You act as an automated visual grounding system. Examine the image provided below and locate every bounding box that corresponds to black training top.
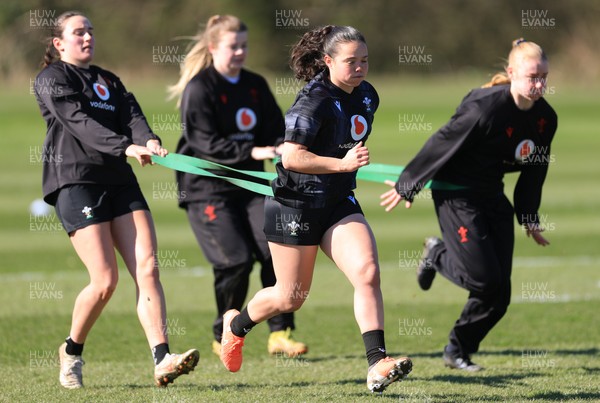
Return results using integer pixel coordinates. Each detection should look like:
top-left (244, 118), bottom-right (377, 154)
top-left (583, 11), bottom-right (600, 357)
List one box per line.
top-left (395, 84), bottom-right (557, 225)
top-left (34, 60), bottom-right (159, 205)
top-left (272, 72), bottom-right (379, 209)
top-left (176, 65), bottom-right (284, 205)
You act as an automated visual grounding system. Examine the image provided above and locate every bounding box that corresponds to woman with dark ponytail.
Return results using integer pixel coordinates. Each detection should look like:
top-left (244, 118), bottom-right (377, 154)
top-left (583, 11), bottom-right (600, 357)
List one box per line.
top-left (219, 25), bottom-right (412, 394)
top-left (381, 39), bottom-right (557, 371)
top-left (169, 14), bottom-right (307, 359)
top-left (34, 11), bottom-right (198, 389)
top-left (41, 11), bottom-right (80, 68)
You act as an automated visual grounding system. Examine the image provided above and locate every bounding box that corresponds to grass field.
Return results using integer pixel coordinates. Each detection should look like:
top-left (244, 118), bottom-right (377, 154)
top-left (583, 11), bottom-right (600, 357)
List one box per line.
top-left (0, 73), bottom-right (599, 402)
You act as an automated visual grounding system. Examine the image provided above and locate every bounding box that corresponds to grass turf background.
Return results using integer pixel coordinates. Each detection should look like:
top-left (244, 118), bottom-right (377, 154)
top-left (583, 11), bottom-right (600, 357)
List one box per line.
top-left (0, 74), bottom-right (598, 402)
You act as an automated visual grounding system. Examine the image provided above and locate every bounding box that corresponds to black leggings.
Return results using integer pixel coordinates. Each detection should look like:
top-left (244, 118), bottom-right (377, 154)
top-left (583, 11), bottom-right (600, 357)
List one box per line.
top-left (429, 191), bottom-right (515, 356)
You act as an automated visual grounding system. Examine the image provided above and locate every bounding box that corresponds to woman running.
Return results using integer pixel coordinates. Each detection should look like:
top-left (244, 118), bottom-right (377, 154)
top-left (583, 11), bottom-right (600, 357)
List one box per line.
top-left (168, 15), bottom-right (307, 358)
top-left (34, 11), bottom-right (199, 389)
top-left (218, 25), bottom-right (412, 394)
top-left (381, 39), bottom-right (557, 371)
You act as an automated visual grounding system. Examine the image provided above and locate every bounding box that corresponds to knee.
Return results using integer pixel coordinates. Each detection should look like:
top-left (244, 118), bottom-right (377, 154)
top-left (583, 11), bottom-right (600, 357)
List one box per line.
top-left (275, 287), bottom-right (308, 313)
top-left (496, 300), bottom-right (509, 316)
top-left (137, 252), bottom-right (160, 280)
top-left (102, 283), bottom-right (117, 301)
top-left (470, 270), bottom-right (503, 296)
top-left (354, 261), bottom-right (380, 289)
top-left (495, 288), bottom-right (511, 314)
top-left (487, 296), bottom-right (510, 323)
top-left (478, 282), bottom-right (499, 296)
top-left (479, 286), bottom-right (511, 318)
top-left (91, 274), bottom-right (118, 301)
top-left (214, 261), bottom-right (254, 288)
top-left (278, 298), bottom-right (305, 313)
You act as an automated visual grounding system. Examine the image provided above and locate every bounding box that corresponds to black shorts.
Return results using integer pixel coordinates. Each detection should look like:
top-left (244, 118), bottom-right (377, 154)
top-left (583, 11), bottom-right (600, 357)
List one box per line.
top-left (54, 184), bottom-right (149, 234)
top-left (264, 193), bottom-right (363, 245)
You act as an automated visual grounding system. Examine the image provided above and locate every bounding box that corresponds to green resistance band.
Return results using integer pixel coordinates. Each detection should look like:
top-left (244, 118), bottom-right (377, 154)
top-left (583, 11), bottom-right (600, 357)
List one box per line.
top-left (151, 153), bottom-right (275, 196)
top-left (150, 153), bottom-right (427, 197)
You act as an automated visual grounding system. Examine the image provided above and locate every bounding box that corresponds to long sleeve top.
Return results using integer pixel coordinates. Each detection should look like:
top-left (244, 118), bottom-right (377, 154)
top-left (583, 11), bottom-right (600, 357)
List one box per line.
top-left (34, 60), bottom-right (159, 205)
top-left (395, 84), bottom-right (557, 225)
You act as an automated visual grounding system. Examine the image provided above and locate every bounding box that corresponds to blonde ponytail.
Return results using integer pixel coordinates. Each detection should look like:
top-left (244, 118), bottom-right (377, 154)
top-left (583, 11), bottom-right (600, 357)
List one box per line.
top-left (167, 35), bottom-right (211, 107)
top-left (167, 15), bottom-right (247, 107)
top-left (482, 38), bottom-right (546, 88)
top-left (482, 73), bottom-right (510, 88)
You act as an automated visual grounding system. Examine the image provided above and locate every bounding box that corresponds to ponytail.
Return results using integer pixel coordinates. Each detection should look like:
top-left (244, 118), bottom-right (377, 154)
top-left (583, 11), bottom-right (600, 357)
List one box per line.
top-left (481, 73), bottom-right (510, 88)
top-left (482, 38), bottom-right (547, 88)
top-left (290, 25), bottom-right (366, 82)
top-left (43, 41), bottom-right (57, 68)
top-left (41, 11), bottom-right (84, 68)
top-left (289, 26), bottom-right (333, 82)
top-left (168, 15), bottom-right (247, 108)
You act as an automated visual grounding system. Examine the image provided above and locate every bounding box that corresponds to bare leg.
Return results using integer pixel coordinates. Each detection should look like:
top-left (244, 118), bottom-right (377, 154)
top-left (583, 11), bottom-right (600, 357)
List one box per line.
top-left (246, 243), bottom-right (318, 322)
top-left (111, 210), bottom-right (167, 348)
top-left (68, 223), bottom-right (119, 343)
top-left (320, 214), bottom-right (384, 332)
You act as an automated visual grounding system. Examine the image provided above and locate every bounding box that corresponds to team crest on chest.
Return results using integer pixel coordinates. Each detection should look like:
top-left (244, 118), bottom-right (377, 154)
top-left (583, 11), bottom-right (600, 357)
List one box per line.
top-left (515, 139), bottom-right (535, 164)
top-left (236, 108), bottom-right (257, 131)
top-left (350, 115), bottom-right (368, 141)
top-left (92, 83), bottom-right (110, 101)
top-left (363, 97), bottom-right (372, 112)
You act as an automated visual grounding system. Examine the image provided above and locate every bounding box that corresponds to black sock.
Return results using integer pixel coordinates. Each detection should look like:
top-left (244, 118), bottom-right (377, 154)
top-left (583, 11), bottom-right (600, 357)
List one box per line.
top-left (65, 336), bottom-right (84, 356)
top-left (362, 330), bottom-right (387, 367)
top-left (230, 308), bottom-right (257, 338)
top-left (152, 343), bottom-right (170, 365)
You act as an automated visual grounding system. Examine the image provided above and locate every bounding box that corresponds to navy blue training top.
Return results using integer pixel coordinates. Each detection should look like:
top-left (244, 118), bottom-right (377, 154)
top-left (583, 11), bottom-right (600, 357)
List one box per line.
top-left (273, 72), bottom-right (379, 209)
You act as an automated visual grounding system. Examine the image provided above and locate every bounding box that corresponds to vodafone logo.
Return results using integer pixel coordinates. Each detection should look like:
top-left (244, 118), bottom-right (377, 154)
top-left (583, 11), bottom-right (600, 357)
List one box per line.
top-left (236, 108), bottom-right (257, 131)
top-left (515, 139), bottom-right (535, 164)
top-left (93, 83), bottom-right (110, 101)
top-left (350, 115), bottom-right (368, 141)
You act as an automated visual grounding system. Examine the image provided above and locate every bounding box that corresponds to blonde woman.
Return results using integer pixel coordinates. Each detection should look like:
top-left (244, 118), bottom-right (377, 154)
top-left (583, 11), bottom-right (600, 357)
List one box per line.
top-left (381, 39), bottom-right (557, 371)
top-left (169, 15), bottom-right (307, 358)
